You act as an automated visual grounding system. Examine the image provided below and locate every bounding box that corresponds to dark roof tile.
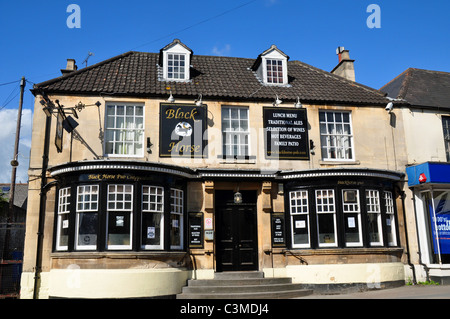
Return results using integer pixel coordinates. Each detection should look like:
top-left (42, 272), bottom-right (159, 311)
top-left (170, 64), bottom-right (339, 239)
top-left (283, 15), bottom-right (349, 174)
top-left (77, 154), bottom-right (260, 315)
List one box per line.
top-left (33, 51), bottom-right (389, 105)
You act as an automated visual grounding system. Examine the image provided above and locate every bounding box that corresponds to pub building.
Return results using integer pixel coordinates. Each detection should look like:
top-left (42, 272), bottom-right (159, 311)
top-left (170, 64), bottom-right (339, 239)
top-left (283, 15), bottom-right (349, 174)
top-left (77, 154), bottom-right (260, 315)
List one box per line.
top-left (21, 40), bottom-right (408, 298)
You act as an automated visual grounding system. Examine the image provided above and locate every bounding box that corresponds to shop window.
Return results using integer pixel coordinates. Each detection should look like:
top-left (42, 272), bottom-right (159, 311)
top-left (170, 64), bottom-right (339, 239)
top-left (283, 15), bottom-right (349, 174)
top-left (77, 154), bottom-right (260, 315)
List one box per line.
top-left (315, 189), bottom-right (337, 247)
top-left (422, 190), bottom-right (450, 264)
top-left (75, 185), bottom-right (99, 250)
top-left (342, 189), bottom-right (362, 247)
top-left (319, 111), bottom-right (353, 161)
top-left (105, 103), bottom-right (144, 157)
top-left (384, 191), bottom-right (397, 246)
top-left (222, 106), bottom-right (250, 157)
top-left (141, 186), bottom-right (164, 250)
top-left (366, 190), bottom-right (383, 246)
top-left (443, 116), bottom-right (450, 162)
top-left (170, 188), bottom-right (184, 250)
top-left (288, 186), bottom-right (398, 250)
top-left (56, 187), bottom-right (71, 251)
top-left (289, 190), bottom-right (310, 248)
top-left (106, 184), bottom-right (133, 250)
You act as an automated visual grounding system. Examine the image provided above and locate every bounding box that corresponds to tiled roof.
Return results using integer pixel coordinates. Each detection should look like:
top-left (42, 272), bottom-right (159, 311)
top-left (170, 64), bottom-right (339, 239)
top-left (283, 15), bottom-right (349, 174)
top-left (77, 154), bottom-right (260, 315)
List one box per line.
top-left (380, 68), bottom-right (450, 109)
top-left (33, 51), bottom-right (390, 105)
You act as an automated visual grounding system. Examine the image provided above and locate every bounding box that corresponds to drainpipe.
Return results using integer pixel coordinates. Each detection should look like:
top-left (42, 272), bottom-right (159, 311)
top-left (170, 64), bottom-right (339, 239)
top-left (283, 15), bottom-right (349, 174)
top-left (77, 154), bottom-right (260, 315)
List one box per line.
top-left (33, 102), bottom-right (52, 299)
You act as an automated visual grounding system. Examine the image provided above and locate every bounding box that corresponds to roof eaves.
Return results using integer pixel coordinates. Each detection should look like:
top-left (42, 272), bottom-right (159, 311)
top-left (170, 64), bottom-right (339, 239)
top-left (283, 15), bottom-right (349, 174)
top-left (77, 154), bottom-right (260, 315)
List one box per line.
top-left (31, 51), bottom-right (136, 95)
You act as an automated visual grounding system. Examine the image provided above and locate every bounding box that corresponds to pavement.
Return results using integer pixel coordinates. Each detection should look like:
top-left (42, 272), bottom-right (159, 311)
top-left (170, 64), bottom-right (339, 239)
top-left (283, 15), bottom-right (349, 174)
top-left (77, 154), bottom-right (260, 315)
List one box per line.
top-left (301, 284), bottom-right (450, 299)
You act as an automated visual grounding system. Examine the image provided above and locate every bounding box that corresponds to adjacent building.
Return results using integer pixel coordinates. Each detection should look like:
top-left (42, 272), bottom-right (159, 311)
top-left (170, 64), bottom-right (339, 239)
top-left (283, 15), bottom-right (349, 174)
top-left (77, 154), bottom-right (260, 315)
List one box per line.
top-left (381, 68), bottom-right (450, 284)
top-left (21, 40), bottom-right (409, 298)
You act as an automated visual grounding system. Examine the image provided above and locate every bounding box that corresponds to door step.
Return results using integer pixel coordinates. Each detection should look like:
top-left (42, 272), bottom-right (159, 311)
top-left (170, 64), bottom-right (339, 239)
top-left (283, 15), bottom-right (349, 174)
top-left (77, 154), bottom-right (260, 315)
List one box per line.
top-left (176, 272), bottom-right (313, 299)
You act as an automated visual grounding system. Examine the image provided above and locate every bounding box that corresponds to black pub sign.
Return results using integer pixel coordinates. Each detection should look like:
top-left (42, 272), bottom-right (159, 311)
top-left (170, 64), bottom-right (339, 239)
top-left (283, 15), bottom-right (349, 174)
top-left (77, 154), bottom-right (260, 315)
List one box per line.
top-left (263, 107), bottom-right (309, 160)
top-left (160, 103), bottom-right (207, 157)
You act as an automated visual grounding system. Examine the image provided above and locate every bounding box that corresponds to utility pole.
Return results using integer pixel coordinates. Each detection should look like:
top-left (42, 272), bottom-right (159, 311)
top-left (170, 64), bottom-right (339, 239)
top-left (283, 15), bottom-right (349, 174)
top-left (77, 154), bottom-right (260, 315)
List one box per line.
top-left (9, 77), bottom-right (26, 213)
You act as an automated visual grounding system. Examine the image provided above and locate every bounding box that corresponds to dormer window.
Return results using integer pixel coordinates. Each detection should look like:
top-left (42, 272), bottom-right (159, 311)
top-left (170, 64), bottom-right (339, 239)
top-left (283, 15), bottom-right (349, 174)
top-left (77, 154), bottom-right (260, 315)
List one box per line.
top-left (266, 59), bottom-right (284, 84)
top-left (159, 39), bottom-right (193, 82)
top-left (252, 45), bottom-right (289, 86)
top-left (167, 53), bottom-right (186, 80)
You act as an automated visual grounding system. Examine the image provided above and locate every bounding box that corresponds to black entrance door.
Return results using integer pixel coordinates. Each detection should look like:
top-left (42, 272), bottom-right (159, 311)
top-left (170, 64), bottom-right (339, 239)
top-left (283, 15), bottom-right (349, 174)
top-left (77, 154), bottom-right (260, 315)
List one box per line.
top-left (216, 191), bottom-right (258, 272)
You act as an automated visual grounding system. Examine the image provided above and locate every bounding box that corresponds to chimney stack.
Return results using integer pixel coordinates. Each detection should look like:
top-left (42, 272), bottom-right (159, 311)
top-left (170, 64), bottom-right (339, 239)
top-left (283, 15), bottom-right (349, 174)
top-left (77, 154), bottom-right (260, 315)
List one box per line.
top-left (61, 59), bottom-right (78, 75)
top-left (331, 47), bottom-right (355, 82)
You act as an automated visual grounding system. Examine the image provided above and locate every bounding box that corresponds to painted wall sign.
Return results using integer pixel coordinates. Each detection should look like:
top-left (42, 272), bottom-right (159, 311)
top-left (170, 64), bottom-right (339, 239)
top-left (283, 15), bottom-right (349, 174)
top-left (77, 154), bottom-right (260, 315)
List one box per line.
top-left (160, 103), bottom-right (207, 158)
top-left (263, 107), bottom-right (309, 160)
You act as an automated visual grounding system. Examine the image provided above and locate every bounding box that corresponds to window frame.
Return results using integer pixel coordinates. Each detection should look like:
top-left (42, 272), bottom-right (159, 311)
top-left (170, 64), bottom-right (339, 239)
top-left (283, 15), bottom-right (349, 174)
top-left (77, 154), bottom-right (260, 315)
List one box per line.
top-left (319, 110), bottom-right (354, 161)
top-left (442, 116), bottom-right (450, 162)
top-left (75, 185), bottom-right (99, 251)
top-left (315, 189), bottom-right (338, 248)
top-left (384, 191), bottom-right (397, 247)
top-left (56, 187), bottom-right (71, 251)
top-left (265, 58), bottom-right (284, 84)
top-left (170, 188), bottom-right (184, 250)
top-left (141, 185), bottom-right (165, 250)
top-left (289, 190), bottom-right (311, 248)
top-left (342, 189), bottom-right (363, 247)
top-left (104, 103), bottom-right (145, 158)
top-left (106, 184), bottom-right (134, 250)
top-left (166, 53), bottom-right (187, 81)
top-left (221, 106), bottom-right (251, 157)
top-left (366, 189), bottom-right (384, 246)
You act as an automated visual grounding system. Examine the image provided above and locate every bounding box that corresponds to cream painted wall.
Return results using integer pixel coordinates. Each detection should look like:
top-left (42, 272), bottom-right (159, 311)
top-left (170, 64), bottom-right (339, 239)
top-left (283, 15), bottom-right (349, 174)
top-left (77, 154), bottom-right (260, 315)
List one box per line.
top-left (28, 95), bottom-right (408, 174)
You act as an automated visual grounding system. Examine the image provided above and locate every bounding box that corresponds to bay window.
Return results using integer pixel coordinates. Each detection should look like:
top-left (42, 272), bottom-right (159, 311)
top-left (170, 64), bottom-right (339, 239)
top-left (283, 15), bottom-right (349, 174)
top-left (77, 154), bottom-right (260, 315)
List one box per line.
top-left (287, 184), bottom-right (399, 250)
top-left (54, 181), bottom-right (185, 252)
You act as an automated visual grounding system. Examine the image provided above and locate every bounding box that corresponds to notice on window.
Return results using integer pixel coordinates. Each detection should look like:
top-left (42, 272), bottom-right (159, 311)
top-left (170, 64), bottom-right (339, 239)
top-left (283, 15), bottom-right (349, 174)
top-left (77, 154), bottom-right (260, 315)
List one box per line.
top-left (160, 103), bottom-right (207, 158)
top-left (263, 107), bottom-right (309, 160)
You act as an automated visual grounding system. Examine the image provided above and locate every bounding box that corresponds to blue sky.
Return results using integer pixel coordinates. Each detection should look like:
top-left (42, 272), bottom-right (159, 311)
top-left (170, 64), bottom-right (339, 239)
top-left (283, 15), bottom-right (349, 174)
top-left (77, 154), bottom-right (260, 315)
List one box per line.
top-left (0, 0), bottom-right (449, 183)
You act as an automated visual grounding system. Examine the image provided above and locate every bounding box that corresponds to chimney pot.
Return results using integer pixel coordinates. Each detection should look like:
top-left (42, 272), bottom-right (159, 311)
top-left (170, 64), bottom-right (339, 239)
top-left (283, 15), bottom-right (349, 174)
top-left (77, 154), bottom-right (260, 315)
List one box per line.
top-left (331, 47), bottom-right (355, 82)
top-left (61, 59), bottom-right (78, 75)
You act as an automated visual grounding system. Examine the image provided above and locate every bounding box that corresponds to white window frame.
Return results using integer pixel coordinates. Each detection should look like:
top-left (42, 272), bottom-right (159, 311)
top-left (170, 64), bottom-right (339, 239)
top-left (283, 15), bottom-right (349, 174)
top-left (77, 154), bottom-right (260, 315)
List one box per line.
top-left (342, 189), bottom-right (363, 247)
top-left (290, 190), bottom-right (310, 248)
top-left (319, 110), bottom-right (354, 161)
top-left (141, 185), bottom-right (164, 250)
top-left (75, 185), bottom-right (99, 251)
top-left (265, 58), bottom-right (285, 84)
top-left (56, 187), bottom-right (71, 251)
top-left (106, 184), bottom-right (133, 250)
top-left (384, 191), bottom-right (397, 246)
top-left (366, 189), bottom-right (383, 246)
top-left (221, 106), bottom-right (250, 157)
top-left (170, 188), bottom-right (184, 250)
top-left (166, 53), bottom-right (187, 80)
top-left (316, 189), bottom-right (337, 247)
top-left (104, 103), bottom-right (144, 157)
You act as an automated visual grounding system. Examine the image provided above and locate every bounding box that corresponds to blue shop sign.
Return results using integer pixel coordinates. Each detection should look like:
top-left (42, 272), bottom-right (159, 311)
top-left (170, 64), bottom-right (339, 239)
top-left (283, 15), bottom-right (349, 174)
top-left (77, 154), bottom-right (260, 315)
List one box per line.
top-left (406, 162), bottom-right (450, 187)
